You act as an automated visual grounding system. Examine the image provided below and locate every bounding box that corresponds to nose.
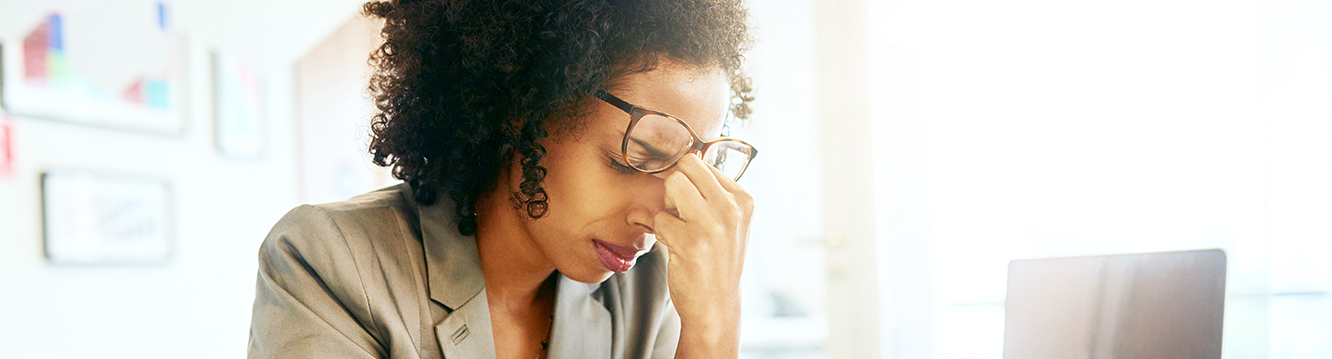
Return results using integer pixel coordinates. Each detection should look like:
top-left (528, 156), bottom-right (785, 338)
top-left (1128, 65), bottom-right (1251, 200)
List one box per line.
top-left (624, 174), bottom-right (668, 233)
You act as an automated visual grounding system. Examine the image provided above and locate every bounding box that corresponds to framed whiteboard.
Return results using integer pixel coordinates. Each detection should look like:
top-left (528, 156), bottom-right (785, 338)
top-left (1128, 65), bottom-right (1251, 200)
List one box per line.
top-left (41, 171), bottom-right (172, 264)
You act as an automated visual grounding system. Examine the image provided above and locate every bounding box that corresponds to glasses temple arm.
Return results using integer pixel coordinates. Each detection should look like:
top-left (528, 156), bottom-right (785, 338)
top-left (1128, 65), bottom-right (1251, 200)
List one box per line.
top-left (595, 90), bottom-right (636, 115)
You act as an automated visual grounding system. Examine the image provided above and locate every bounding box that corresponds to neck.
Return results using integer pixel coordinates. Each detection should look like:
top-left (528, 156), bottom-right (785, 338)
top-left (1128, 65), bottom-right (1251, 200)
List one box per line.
top-left (475, 186), bottom-right (558, 310)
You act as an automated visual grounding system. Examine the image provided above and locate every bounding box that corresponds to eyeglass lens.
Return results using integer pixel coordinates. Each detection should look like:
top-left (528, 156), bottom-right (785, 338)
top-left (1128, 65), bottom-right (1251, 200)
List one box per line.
top-left (702, 141), bottom-right (754, 180)
top-left (625, 113), bottom-right (754, 180)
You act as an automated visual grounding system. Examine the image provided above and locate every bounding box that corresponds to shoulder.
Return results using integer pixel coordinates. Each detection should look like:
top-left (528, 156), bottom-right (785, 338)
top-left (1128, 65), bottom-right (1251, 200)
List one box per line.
top-left (265, 184), bottom-right (417, 250)
top-left (258, 183), bottom-right (420, 289)
top-left (273, 183), bottom-right (417, 236)
top-left (250, 183), bottom-right (427, 358)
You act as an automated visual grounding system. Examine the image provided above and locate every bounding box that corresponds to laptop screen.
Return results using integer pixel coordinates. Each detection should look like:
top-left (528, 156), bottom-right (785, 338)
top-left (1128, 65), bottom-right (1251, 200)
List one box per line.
top-left (1003, 249), bottom-right (1227, 359)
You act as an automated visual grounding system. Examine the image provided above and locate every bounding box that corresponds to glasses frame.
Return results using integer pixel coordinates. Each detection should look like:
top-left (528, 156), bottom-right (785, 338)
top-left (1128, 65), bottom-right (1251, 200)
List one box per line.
top-left (595, 90), bottom-right (758, 181)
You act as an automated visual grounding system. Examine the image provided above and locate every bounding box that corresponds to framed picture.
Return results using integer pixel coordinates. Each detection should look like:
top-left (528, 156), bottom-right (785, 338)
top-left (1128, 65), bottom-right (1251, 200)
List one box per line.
top-left (0, 1), bottom-right (184, 133)
top-left (1, 114), bottom-right (12, 178)
top-left (41, 171), bottom-right (172, 264)
top-left (212, 51), bottom-right (264, 158)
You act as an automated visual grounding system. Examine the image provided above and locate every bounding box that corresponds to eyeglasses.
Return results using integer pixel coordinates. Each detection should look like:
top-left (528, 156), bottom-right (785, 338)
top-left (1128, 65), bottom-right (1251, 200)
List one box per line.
top-left (595, 90), bottom-right (757, 181)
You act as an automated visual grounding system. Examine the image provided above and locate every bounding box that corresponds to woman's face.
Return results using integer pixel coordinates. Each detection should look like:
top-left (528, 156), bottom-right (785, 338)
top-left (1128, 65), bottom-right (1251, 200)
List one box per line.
top-left (522, 60), bottom-right (729, 284)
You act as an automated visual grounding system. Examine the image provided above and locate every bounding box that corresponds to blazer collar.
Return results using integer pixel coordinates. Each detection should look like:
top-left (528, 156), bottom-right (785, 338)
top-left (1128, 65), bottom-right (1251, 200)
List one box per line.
top-left (419, 197), bottom-right (485, 310)
top-left (417, 190), bottom-right (613, 359)
top-left (549, 276), bottom-right (613, 359)
top-left (418, 196), bottom-right (494, 359)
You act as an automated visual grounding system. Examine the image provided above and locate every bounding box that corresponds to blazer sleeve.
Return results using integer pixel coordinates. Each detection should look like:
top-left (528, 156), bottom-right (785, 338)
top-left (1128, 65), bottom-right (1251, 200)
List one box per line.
top-left (248, 205), bottom-right (384, 359)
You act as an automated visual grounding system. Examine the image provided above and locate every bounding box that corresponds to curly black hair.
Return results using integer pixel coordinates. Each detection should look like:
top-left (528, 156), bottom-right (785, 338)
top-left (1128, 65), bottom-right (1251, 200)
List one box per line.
top-left (362, 0), bottom-right (754, 236)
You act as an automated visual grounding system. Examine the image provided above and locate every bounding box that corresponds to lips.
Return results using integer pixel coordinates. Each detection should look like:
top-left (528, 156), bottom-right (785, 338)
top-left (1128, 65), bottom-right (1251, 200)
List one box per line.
top-left (593, 239), bottom-right (644, 273)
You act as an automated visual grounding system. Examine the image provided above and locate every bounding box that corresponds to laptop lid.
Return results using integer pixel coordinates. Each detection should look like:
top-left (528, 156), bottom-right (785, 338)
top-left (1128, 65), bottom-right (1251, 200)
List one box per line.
top-left (1003, 249), bottom-right (1227, 359)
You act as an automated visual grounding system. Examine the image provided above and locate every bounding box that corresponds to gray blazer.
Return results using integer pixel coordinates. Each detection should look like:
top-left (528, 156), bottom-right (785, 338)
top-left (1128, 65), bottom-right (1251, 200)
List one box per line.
top-left (248, 184), bottom-right (680, 359)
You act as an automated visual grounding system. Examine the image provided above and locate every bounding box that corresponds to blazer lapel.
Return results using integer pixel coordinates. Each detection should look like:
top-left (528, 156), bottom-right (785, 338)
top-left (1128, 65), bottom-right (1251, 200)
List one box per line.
top-left (435, 289), bottom-right (496, 359)
top-left (548, 275), bottom-right (612, 359)
top-left (419, 199), bottom-right (494, 359)
top-left (418, 197), bottom-right (612, 359)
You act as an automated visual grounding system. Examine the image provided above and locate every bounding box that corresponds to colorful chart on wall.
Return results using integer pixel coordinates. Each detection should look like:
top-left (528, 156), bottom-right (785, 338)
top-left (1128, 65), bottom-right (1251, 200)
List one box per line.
top-left (0, 1), bottom-right (183, 133)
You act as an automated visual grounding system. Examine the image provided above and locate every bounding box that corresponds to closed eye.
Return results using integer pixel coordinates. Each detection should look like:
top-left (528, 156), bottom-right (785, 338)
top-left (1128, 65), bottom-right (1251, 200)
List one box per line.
top-left (608, 155), bottom-right (636, 174)
top-left (630, 137), bottom-right (675, 160)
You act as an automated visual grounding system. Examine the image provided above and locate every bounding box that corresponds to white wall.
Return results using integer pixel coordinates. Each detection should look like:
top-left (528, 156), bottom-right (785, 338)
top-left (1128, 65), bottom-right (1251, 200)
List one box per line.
top-left (0, 1), bottom-right (364, 357)
top-left (295, 15), bottom-right (395, 205)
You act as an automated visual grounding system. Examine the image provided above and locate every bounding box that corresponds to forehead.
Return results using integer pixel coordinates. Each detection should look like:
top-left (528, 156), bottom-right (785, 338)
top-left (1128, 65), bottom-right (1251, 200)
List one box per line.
top-left (603, 61), bottom-right (729, 137)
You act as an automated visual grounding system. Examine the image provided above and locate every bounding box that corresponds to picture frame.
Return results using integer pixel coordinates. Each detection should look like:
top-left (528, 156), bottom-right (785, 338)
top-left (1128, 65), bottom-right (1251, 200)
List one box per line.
top-left (1, 113), bottom-right (12, 177)
top-left (212, 51), bottom-right (265, 158)
top-left (0, 1), bottom-right (185, 133)
top-left (41, 171), bottom-right (172, 264)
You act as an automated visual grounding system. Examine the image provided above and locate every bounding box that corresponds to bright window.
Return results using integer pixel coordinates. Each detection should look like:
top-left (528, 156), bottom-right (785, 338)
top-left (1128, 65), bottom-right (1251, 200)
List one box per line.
top-left (869, 0), bottom-right (1332, 357)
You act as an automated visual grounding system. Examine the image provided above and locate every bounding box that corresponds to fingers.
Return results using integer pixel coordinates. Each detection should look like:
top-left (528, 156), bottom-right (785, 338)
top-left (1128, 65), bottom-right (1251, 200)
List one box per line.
top-left (674, 154), bottom-right (726, 200)
top-left (665, 171), bottom-right (708, 222)
top-left (662, 154), bottom-right (752, 223)
top-left (701, 153), bottom-right (755, 217)
top-left (702, 157), bottom-right (746, 194)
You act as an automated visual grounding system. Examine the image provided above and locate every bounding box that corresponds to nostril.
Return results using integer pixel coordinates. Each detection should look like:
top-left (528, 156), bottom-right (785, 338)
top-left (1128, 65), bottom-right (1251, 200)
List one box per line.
top-left (638, 223), bottom-right (655, 234)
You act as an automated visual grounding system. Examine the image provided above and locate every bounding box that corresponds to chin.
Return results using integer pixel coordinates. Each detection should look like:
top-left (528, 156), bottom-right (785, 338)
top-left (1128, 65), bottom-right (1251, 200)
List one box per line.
top-left (561, 266), bottom-right (616, 284)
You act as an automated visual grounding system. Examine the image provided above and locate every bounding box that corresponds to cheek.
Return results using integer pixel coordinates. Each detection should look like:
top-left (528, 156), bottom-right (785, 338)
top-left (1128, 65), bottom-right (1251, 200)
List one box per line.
top-left (546, 163), bottom-right (627, 219)
top-left (534, 136), bottom-right (663, 236)
top-left (531, 144), bottom-right (622, 224)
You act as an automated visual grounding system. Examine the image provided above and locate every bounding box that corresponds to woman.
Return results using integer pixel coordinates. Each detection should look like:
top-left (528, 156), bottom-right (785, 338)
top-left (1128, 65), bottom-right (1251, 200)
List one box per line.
top-left (248, 0), bottom-right (756, 358)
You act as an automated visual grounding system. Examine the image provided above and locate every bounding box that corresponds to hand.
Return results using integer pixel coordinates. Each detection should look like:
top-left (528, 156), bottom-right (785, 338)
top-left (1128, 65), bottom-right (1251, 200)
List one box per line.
top-left (652, 154), bottom-right (754, 357)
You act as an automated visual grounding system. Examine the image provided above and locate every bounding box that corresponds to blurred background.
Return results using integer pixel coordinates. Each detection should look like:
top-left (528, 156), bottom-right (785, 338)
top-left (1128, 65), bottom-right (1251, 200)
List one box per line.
top-left (0, 0), bottom-right (1329, 358)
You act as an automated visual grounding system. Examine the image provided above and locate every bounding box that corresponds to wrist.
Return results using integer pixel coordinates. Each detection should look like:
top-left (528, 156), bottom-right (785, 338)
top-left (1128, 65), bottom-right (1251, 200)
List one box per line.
top-left (675, 302), bottom-right (741, 358)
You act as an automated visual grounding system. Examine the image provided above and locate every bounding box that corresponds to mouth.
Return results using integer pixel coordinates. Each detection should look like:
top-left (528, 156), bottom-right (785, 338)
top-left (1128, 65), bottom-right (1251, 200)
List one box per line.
top-left (592, 239), bottom-right (645, 273)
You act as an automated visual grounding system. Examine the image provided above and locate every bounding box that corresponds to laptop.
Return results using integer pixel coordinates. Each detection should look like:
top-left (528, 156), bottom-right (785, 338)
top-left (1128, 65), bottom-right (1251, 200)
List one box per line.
top-left (1003, 249), bottom-right (1227, 359)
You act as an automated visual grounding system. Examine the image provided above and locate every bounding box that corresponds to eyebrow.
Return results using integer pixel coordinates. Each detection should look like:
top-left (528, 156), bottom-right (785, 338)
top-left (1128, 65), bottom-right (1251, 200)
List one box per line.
top-left (629, 137), bottom-right (675, 159)
top-left (600, 91), bottom-right (687, 160)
